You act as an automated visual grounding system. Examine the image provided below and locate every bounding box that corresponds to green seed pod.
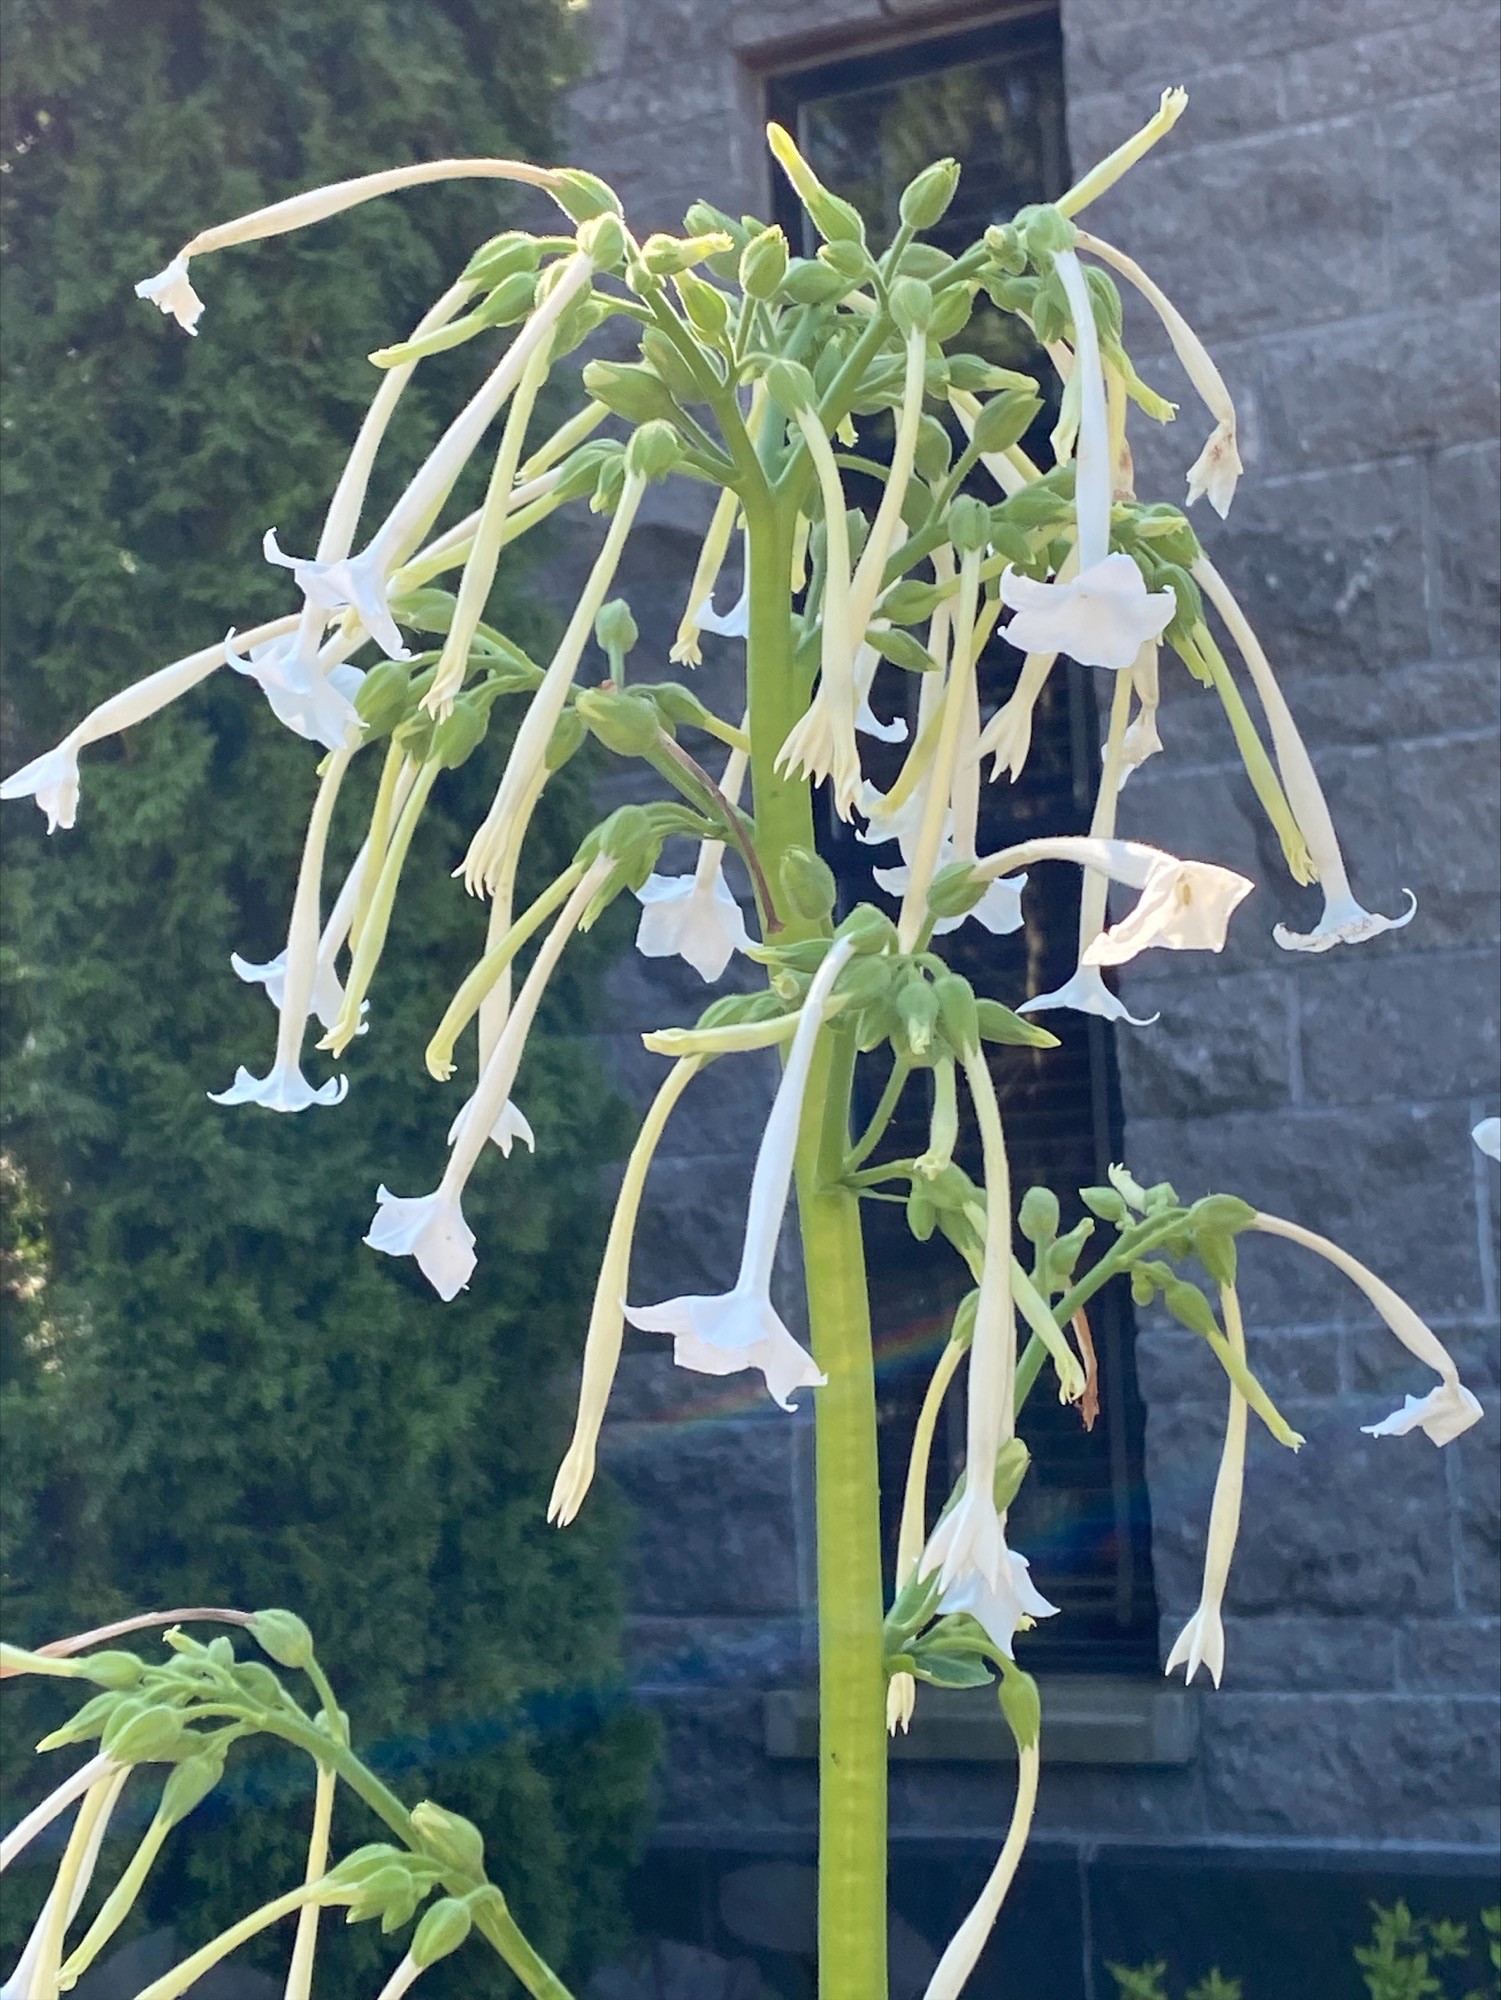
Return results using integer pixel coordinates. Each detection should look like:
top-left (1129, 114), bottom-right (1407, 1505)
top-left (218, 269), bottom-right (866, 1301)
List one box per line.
top-left (581, 360), bottom-right (683, 428)
top-left (248, 1609), bottom-right (314, 1671)
top-left (625, 419), bottom-right (684, 483)
top-left (474, 269), bottom-right (540, 328)
top-left (411, 1801), bottom-right (486, 1879)
top-left (575, 687), bottom-right (662, 758)
top-left (1018, 1185), bottom-right (1061, 1248)
top-left (971, 389), bottom-right (1044, 456)
top-left (779, 846), bottom-right (838, 923)
top-left (550, 168), bottom-right (623, 223)
top-left (79, 1650), bottom-right (146, 1690)
top-left (889, 277), bottom-right (934, 338)
top-left (412, 1898), bottom-right (474, 1969)
top-left (899, 157), bottom-right (961, 230)
top-left (739, 225), bottom-right (789, 300)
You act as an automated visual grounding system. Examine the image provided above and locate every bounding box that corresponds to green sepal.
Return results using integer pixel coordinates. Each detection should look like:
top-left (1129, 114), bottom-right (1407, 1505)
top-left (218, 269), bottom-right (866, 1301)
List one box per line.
top-left (1018, 1186), bottom-right (1061, 1249)
top-left (410, 1800), bottom-right (486, 1879)
top-left (545, 707), bottom-right (587, 772)
top-left (412, 1897), bottom-right (474, 1968)
top-left (868, 628), bottom-right (940, 674)
top-left (248, 1609), bottom-right (315, 1671)
top-left (975, 999), bottom-right (1059, 1049)
top-left (548, 168), bottom-right (623, 223)
top-left (1081, 1184), bottom-right (1132, 1225)
top-left (461, 230), bottom-right (541, 290)
top-left (78, 1649), bottom-right (147, 1690)
top-left (998, 1659), bottom-right (1042, 1750)
top-left (779, 846), bottom-right (838, 923)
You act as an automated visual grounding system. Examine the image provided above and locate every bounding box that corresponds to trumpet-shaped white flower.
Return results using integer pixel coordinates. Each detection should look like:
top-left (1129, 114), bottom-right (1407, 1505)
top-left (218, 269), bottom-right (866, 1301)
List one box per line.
top-left (625, 941), bottom-right (856, 1407)
top-left (1083, 855), bottom-right (1254, 966)
top-left (230, 949), bottom-right (361, 1038)
top-left (446, 1094), bottom-right (535, 1156)
top-left (1187, 423), bottom-right (1243, 518)
top-left (1272, 888), bottom-right (1418, 955)
top-left (938, 1545), bottom-right (1058, 1660)
top-left (999, 553), bottom-right (1175, 673)
top-left (1018, 963), bottom-right (1159, 1026)
top-left (1166, 1285), bottom-right (1250, 1688)
top-left (263, 532), bottom-right (410, 664)
top-left (210, 1064), bottom-right (348, 1114)
top-left (1474, 1118), bottom-right (1501, 1162)
top-left (854, 636), bottom-right (908, 744)
top-left (1362, 1381), bottom-right (1484, 1448)
top-left (873, 846), bottom-right (1027, 938)
top-left (0, 744), bottom-right (79, 833)
top-left (696, 577), bottom-right (749, 639)
top-left (225, 627), bottom-right (367, 752)
top-left (634, 869), bottom-right (751, 982)
top-left (364, 1186), bottom-right (478, 1302)
top-left (135, 256), bottom-right (205, 334)
top-left (857, 781), bottom-right (945, 863)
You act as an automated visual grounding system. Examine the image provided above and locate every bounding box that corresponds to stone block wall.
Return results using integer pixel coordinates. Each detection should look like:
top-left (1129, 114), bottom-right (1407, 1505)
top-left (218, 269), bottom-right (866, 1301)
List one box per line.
top-left (552, 0), bottom-right (1501, 1858)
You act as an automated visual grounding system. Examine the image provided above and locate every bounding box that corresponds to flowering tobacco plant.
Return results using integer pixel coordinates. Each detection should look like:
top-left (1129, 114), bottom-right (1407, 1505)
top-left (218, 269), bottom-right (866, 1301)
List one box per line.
top-left (2, 89), bottom-right (1485, 2000)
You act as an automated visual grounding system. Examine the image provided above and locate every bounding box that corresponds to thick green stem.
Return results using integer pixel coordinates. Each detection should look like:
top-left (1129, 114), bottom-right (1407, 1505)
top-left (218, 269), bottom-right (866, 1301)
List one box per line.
top-left (745, 496), bottom-right (887, 1997)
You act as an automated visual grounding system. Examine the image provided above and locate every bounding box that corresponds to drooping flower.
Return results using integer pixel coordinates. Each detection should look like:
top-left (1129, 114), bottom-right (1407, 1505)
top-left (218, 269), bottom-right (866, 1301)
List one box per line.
top-left (1272, 888), bottom-right (1418, 956)
top-left (1083, 854), bottom-right (1254, 965)
top-left (1474, 1118), bottom-right (1501, 1162)
top-left (624, 941), bottom-right (857, 1406)
top-left (262, 534), bottom-right (411, 665)
top-left (134, 257), bottom-right (205, 334)
top-left (210, 1065), bottom-right (348, 1115)
top-left (776, 395), bottom-right (863, 818)
top-left (998, 553), bottom-right (1175, 673)
top-left (854, 638), bottom-right (908, 744)
top-left (1361, 1381), bottom-right (1484, 1448)
top-left (938, 1546), bottom-right (1058, 1661)
top-left (364, 1187), bottom-right (478, 1302)
top-left (0, 745), bottom-right (79, 834)
top-left (446, 1094), bottom-right (535, 1157)
top-left (230, 948), bottom-right (359, 1039)
top-left (224, 628), bottom-right (367, 753)
top-left (1166, 1284), bottom-right (1249, 1688)
top-left (1017, 963), bottom-right (1159, 1027)
top-left (634, 868), bottom-right (751, 982)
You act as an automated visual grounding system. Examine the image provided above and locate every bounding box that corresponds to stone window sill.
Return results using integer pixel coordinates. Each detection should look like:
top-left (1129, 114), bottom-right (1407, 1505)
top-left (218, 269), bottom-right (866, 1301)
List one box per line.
top-left (764, 1677), bottom-right (1198, 1766)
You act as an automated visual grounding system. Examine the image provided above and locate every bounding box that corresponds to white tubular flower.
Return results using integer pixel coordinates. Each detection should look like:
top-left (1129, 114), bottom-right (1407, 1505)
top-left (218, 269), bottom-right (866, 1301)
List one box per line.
top-left (225, 625), bottom-right (366, 752)
top-left (919, 1050), bottom-right (1019, 1595)
top-left (1018, 962), bottom-right (1159, 1027)
top-left (366, 859), bottom-right (612, 1298)
top-left (777, 401), bottom-right (862, 818)
top-left (635, 743), bottom-right (752, 981)
top-left (1, 613), bottom-right (298, 833)
top-left (1193, 557), bottom-right (1417, 952)
top-left (283, 1764), bottom-right (337, 2000)
top-left (671, 485), bottom-right (741, 665)
top-left (1117, 640), bottom-right (1163, 790)
top-left (857, 781), bottom-right (946, 865)
top-left (1251, 1211), bottom-right (1483, 1447)
top-left (1083, 854), bottom-right (1254, 966)
top-left (212, 747), bottom-right (354, 1113)
top-left (938, 1551), bottom-right (1058, 1661)
top-left (1474, 1118), bottom-right (1501, 1162)
top-left (134, 156), bottom-right (561, 335)
top-left (10, 1765), bottom-right (126, 2000)
top-left (886, 1673), bottom-right (916, 1735)
top-left (0, 1751), bottom-right (116, 1873)
top-left (999, 553), bottom-right (1174, 673)
top-left (550, 1057), bottom-right (702, 1527)
top-left (874, 844), bottom-right (1026, 938)
top-left (624, 941), bottom-right (857, 1407)
top-left (1076, 229), bottom-right (1243, 517)
top-left (231, 948), bottom-right (356, 1039)
top-left (921, 1742), bottom-right (1040, 2000)
top-left (448, 1095), bottom-right (535, 1158)
top-left (1166, 1283), bottom-right (1250, 1688)
top-left (262, 534), bottom-right (410, 665)
top-left (854, 634), bottom-right (908, 743)
top-left (373, 1956), bottom-right (424, 2000)
top-left (135, 257), bottom-right (204, 334)
top-left (977, 649), bottom-right (1057, 782)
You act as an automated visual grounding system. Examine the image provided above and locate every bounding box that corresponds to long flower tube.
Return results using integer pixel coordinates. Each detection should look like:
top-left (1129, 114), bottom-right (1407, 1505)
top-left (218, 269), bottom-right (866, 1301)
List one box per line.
top-left (897, 548), bottom-right (983, 951)
top-left (135, 157), bottom-right (563, 335)
top-left (212, 746), bottom-right (355, 1112)
top-left (634, 741), bottom-right (752, 982)
top-left (283, 1765), bottom-right (337, 2000)
top-left (776, 403), bottom-right (862, 816)
top-left (846, 328), bottom-right (930, 642)
top-left (365, 858), bottom-right (613, 1300)
top-left (322, 758), bottom-right (444, 1057)
top-left (134, 1882), bottom-right (330, 2000)
top-left (1076, 230), bottom-right (1241, 515)
top-left (426, 859), bottom-right (583, 1082)
top-left (461, 469), bottom-right (646, 896)
top-left (1165, 1281), bottom-right (1250, 1687)
top-left (0, 1753), bottom-right (115, 1874)
top-left (921, 1741), bottom-right (1041, 2000)
top-left (374, 1958), bottom-right (425, 2000)
top-left (1250, 1213), bottom-right (1482, 1444)
top-left (422, 334), bottom-right (554, 718)
top-left (3, 1767), bottom-right (126, 2000)
top-left (919, 1048), bottom-right (1018, 1593)
top-left (1055, 86), bottom-right (1188, 219)
top-left (1, 614), bottom-right (297, 832)
top-left (624, 940), bottom-right (858, 1406)
top-left (889, 1329), bottom-right (969, 1734)
top-left (549, 1056), bottom-right (704, 1526)
top-left (1193, 555), bottom-right (1417, 950)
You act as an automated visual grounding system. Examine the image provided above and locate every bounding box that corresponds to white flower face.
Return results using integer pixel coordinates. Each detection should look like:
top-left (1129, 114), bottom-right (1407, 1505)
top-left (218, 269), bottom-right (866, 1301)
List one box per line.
top-left (225, 631), bottom-right (366, 752)
top-left (1361, 1381), bottom-right (1484, 1448)
top-left (1164, 1603), bottom-right (1225, 1688)
top-left (695, 581), bottom-right (749, 639)
top-left (634, 870), bottom-right (750, 983)
top-left (1273, 889), bottom-right (1417, 955)
top-left (447, 1094), bottom-right (536, 1157)
top-left (209, 1062), bottom-right (348, 1114)
top-left (1017, 963), bottom-right (1159, 1027)
top-left (999, 553), bottom-right (1175, 674)
top-left (230, 949), bottom-right (358, 1037)
top-left (623, 1286), bottom-right (824, 1410)
top-left (1083, 857), bottom-right (1254, 966)
top-left (1186, 421), bottom-right (1243, 519)
top-left (873, 846), bottom-right (1026, 937)
top-left (919, 1485), bottom-right (1006, 1595)
top-left (937, 1546), bottom-right (1058, 1661)
top-left (364, 1187), bottom-right (476, 1302)
top-left (134, 257), bottom-right (205, 335)
top-left (0, 744), bottom-right (80, 834)
top-left (1474, 1118), bottom-right (1501, 1162)
top-left (262, 533), bottom-right (411, 664)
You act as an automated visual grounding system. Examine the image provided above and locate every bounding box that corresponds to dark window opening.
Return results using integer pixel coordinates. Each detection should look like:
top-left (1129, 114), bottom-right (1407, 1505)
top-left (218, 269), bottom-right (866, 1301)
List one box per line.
top-left (768, 19), bottom-right (1158, 1672)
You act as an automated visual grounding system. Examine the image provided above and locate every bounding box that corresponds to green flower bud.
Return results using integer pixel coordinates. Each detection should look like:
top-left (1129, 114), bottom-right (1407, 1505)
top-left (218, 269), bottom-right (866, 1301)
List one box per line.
top-left (998, 1662), bottom-right (1042, 1750)
top-left (549, 169), bottom-right (623, 223)
top-left (682, 199), bottom-right (742, 243)
top-left (1188, 1193), bottom-right (1258, 1235)
top-left (461, 231), bottom-right (541, 290)
top-left (949, 355), bottom-right (1035, 395)
top-left (581, 360), bottom-right (683, 428)
top-left (695, 990), bottom-right (787, 1031)
top-left (639, 328), bottom-right (704, 403)
top-left (231, 1659), bottom-right (288, 1707)
top-left (103, 1704), bottom-right (189, 1766)
top-left (914, 414), bottom-right (952, 484)
top-left (1081, 1184), bottom-right (1131, 1225)
top-left (430, 699), bottom-right (489, 772)
top-left (354, 660), bottom-right (414, 739)
top-left (470, 269), bottom-right (539, 329)
top-left (546, 707), bottom-right (587, 772)
top-left (993, 1437), bottom-right (1031, 1510)
top-left (995, 482), bottom-right (1075, 533)
top-left (553, 440), bottom-right (623, 504)
top-left (1015, 201), bottom-right (1077, 266)
top-left (412, 1897), bottom-right (474, 1969)
top-left (971, 389), bottom-right (1044, 456)
top-left (933, 972), bottom-right (979, 1059)
top-left (889, 276), bottom-right (934, 337)
top-left (895, 975), bottom-right (940, 1058)
top-left (79, 1650), bottom-right (146, 1690)
top-left (975, 998), bottom-right (1059, 1049)
top-left (900, 157), bottom-right (961, 230)
top-left (766, 122), bottom-right (865, 244)
top-left (817, 237), bottom-right (875, 282)
top-left (410, 1801), bottom-right (486, 1879)
top-left (1017, 1186), bottom-right (1060, 1248)
top-left (833, 954), bottom-right (894, 1007)
top-left (158, 1748), bottom-right (226, 1829)
top-left (948, 494), bottom-right (992, 555)
top-left (1161, 1276), bottom-right (1222, 1341)
top-left (36, 1689), bottom-right (122, 1750)
top-left (983, 223), bottom-right (1027, 273)
top-left (1047, 1218), bottom-right (1095, 1288)
top-left (878, 578), bottom-right (947, 625)
top-left (638, 230), bottom-right (733, 277)
top-left (594, 598), bottom-right (639, 664)
top-left (575, 687), bottom-right (661, 758)
top-left (777, 258), bottom-right (850, 307)
top-left (835, 904), bottom-right (899, 955)
top-left (625, 419), bottom-right (684, 483)
top-left (765, 359), bottom-right (818, 415)
top-left (867, 629), bottom-right (939, 674)
top-left (926, 862), bottom-right (987, 921)
top-left (778, 846), bottom-right (838, 923)
top-left (926, 282), bottom-right (975, 344)
top-left (739, 225), bottom-right (789, 299)
top-left (674, 269), bottom-right (731, 339)
top-left (1195, 1227), bottom-right (1238, 1289)
top-left (907, 1182), bottom-right (937, 1242)
top-left (897, 242), bottom-right (955, 282)
top-left (551, 295), bottom-right (609, 360)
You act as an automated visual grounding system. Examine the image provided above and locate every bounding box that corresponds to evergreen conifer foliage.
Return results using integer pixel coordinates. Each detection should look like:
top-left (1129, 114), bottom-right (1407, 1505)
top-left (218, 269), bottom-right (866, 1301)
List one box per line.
top-left (0, 3), bottom-right (653, 1989)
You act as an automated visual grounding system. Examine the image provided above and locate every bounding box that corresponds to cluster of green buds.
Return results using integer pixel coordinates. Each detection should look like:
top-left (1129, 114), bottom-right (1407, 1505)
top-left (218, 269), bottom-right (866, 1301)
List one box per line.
top-left (1, 83), bottom-right (1480, 2000)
